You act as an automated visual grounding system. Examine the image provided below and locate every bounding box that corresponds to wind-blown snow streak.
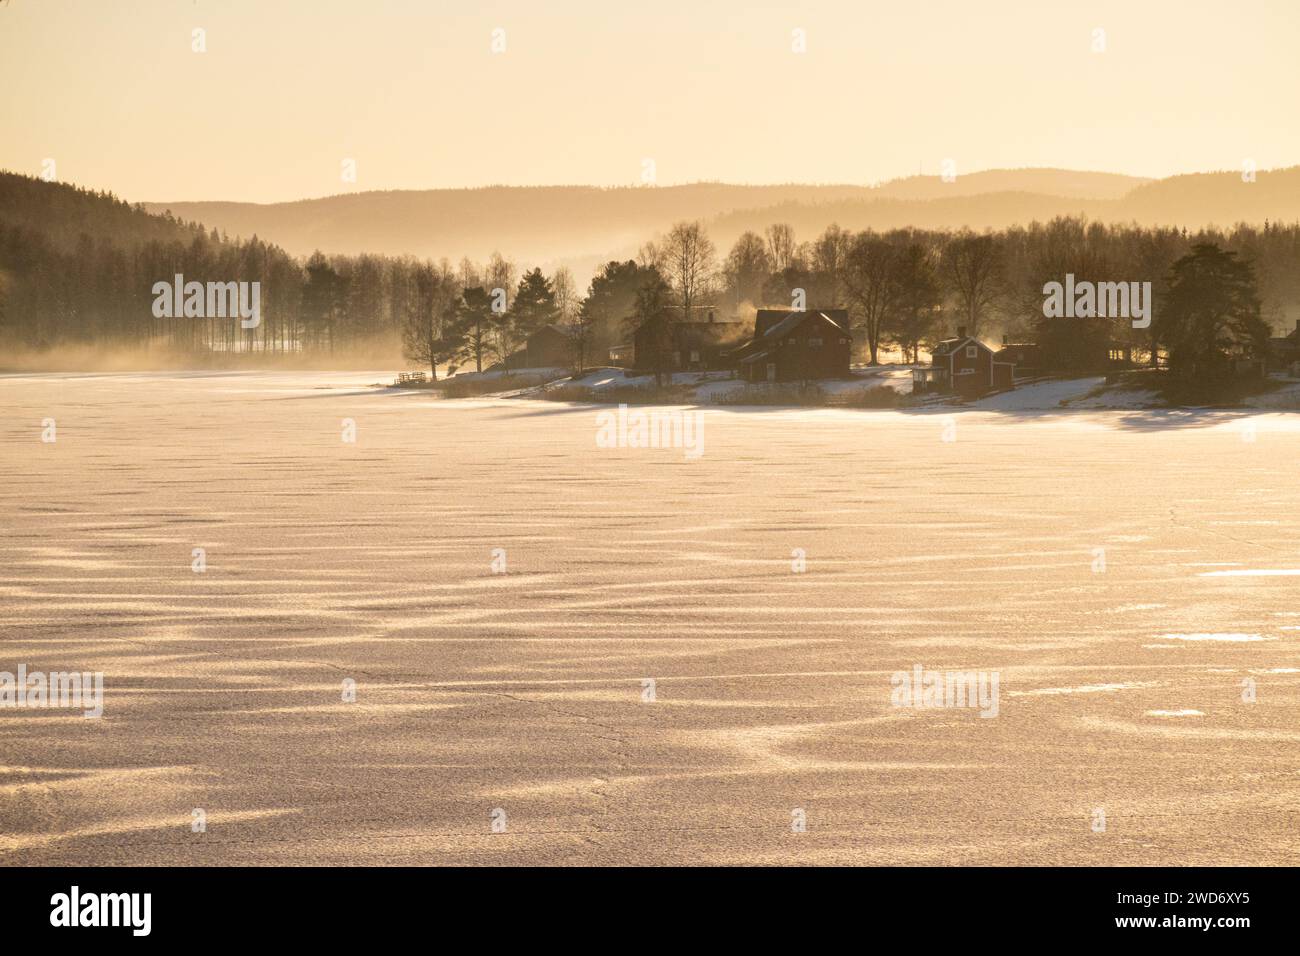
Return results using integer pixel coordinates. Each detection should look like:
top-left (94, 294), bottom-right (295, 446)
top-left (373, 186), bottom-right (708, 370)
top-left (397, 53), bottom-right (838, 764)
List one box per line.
top-left (1, 372), bottom-right (1298, 866)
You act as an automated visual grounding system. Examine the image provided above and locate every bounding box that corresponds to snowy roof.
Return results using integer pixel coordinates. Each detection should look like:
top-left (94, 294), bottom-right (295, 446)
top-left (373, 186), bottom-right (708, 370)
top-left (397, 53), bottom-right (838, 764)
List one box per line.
top-left (760, 310), bottom-right (847, 341)
top-left (931, 336), bottom-right (979, 356)
top-left (755, 308), bottom-right (848, 338)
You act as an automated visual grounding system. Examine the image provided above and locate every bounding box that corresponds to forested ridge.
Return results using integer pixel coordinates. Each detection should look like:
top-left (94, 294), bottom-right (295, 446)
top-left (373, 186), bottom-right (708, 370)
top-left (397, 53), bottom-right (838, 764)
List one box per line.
top-left (3, 171), bottom-right (1300, 379)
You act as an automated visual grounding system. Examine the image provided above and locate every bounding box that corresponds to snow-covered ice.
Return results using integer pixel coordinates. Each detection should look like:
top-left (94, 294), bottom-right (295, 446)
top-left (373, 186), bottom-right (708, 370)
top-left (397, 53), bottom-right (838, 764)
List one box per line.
top-left (2, 371), bottom-right (1299, 865)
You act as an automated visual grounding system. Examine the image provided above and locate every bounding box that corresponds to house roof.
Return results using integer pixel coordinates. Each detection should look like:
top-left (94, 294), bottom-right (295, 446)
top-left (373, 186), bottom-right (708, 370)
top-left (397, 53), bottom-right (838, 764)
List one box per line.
top-left (729, 311), bottom-right (848, 362)
top-left (528, 324), bottom-right (570, 342)
top-left (995, 343), bottom-right (1042, 359)
top-left (931, 336), bottom-right (981, 356)
top-left (760, 310), bottom-right (847, 341)
top-left (755, 308), bottom-right (848, 339)
top-left (673, 321), bottom-right (747, 349)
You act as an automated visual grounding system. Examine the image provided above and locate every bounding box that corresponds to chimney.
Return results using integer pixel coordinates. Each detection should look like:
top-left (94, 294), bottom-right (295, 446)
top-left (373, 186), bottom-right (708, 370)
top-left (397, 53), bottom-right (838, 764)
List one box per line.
top-left (957, 325), bottom-right (967, 339)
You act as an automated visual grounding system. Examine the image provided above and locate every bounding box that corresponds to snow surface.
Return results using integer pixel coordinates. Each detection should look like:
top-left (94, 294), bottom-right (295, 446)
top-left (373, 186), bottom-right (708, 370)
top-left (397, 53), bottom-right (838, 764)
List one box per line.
top-left (546, 365), bottom-right (917, 404)
top-left (3, 370), bottom-right (1300, 865)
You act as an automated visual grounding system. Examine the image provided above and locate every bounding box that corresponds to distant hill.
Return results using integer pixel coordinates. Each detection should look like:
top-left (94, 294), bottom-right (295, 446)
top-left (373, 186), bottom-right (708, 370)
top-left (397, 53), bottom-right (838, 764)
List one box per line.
top-left (136, 169), bottom-right (1152, 278)
top-left (868, 168), bottom-right (1144, 201)
top-left (108, 166), bottom-right (1300, 285)
top-left (1120, 169), bottom-right (1300, 227)
top-left (0, 171), bottom-right (207, 253)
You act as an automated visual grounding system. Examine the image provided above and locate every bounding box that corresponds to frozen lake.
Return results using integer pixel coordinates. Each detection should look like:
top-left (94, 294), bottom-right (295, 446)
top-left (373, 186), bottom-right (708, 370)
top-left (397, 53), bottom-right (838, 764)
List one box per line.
top-left (2, 371), bottom-right (1299, 865)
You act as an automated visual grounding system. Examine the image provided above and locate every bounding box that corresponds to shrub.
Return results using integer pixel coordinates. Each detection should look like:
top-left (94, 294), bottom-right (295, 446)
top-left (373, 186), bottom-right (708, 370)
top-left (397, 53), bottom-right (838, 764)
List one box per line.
top-left (840, 385), bottom-right (902, 408)
top-left (710, 383), bottom-right (828, 406)
top-left (436, 372), bottom-right (549, 398)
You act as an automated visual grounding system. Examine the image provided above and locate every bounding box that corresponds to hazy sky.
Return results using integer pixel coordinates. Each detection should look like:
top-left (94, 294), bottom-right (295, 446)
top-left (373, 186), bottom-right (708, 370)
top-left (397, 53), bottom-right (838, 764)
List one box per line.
top-left (2, 0), bottom-right (1297, 203)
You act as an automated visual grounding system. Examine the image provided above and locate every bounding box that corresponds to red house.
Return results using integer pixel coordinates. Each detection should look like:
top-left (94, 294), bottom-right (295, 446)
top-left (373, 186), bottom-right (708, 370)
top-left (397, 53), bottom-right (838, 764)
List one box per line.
top-left (631, 309), bottom-right (747, 374)
top-left (731, 309), bottom-right (852, 383)
top-left (913, 327), bottom-right (1014, 397)
top-left (1268, 320), bottom-right (1300, 376)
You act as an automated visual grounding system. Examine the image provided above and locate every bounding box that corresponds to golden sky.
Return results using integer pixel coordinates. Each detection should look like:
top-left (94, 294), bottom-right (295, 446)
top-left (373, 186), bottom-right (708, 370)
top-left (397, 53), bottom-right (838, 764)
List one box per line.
top-left (2, 0), bottom-right (1297, 203)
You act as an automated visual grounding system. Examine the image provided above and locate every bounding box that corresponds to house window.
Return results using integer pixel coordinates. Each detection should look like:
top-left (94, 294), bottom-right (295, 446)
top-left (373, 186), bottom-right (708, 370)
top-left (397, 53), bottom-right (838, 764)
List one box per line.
top-left (673, 351), bottom-right (681, 367)
top-left (965, 345), bottom-right (978, 359)
top-left (766, 363), bottom-right (777, 382)
top-left (1108, 349), bottom-right (1124, 361)
top-left (807, 337), bottom-right (823, 348)
top-left (690, 350), bottom-right (701, 363)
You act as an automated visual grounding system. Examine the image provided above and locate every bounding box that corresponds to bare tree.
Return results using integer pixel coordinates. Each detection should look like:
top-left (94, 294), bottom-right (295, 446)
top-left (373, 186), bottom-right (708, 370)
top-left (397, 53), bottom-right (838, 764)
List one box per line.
top-left (661, 221), bottom-right (717, 323)
top-left (456, 257), bottom-right (481, 293)
top-left (484, 251), bottom-right (519, 369)
top-left (765, 223), bottom-right (796, 273)
top-left (943, 232), bottom-right (1004, 337)
top-left (839, 233), bottom-right (898, 365)
top-left (551, 266), bottom-right (577, 323)
top-left (887, 243), bottom-right (941, 363)
top-left (485, 252), bottom-right (516, 305)
top-left (810, 223), bottom-right (851, 306)
top-left (724, 231), bottom-right (772, 307)
top-left (547, 265), bottom-right (587, 372)
top-left (401, 262), bottom-right (463, 380)
top-left (637, 240), bottom-right (661, 271)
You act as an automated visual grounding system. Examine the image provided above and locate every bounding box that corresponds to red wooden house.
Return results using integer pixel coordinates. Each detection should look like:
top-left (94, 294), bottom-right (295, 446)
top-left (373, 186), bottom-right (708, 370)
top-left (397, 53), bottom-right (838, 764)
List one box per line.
top-left (731, 309), bottom-right (852, 383)
top-left (912, 327), bottom-right (1014, 397)
top-left (631, 309), bottom-right (747, 374)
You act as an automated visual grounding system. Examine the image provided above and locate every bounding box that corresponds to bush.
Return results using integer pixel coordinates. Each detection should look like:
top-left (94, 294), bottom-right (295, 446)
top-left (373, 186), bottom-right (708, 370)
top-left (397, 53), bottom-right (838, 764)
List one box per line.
top-left (1079, 368), bottom-right (1283, 407)
top-left (1154, 372), bottom-right (1282, 406)
top-left (539, 384), bottom-right (596, 402)
top-left (710, 383), bottom-right (828, 406)
top-left (436, 372), bottom-right (550, 398)
top-left (840, 385), bottom-right (902, 408)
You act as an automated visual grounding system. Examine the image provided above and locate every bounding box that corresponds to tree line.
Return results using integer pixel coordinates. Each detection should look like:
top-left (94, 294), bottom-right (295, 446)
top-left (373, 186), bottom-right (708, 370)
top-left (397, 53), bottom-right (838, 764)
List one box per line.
top-left (305, 215), bottom-right (1300, 383)
top-left (3, 172), bottom-right (1298, 383)
top-left (703, 217), bottom-right (1298, 370)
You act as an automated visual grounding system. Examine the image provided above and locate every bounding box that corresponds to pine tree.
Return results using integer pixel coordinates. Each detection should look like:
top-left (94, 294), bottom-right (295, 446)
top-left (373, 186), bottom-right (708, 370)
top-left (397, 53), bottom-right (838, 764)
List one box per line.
top-left (1157, 243), bottom-right (1269, 388)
